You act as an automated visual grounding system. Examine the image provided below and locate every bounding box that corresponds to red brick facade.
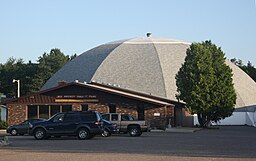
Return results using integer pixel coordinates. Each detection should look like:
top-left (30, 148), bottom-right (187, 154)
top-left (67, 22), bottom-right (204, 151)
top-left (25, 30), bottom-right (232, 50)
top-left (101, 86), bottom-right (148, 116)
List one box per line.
top-left (88, 104), bottom-right (109, 113)
top-left (7, 103), bottom-right (176, 129)
top-left (7, 104), bottom-right (27, 126)
top-left (145, 106), bottom-right (175, 129)
top-left (72, 103), bottom-right (82, 111)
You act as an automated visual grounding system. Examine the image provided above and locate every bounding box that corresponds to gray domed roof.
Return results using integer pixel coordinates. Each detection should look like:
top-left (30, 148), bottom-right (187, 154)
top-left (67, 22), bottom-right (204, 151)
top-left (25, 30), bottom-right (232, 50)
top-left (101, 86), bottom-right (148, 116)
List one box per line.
top-left (41, 36), bottom-right (256, 108)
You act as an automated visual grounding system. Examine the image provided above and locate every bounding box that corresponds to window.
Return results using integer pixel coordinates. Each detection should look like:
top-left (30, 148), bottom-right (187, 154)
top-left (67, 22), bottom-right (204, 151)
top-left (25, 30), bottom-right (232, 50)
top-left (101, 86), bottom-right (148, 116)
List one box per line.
top-left (102, 114), bottom-right (110, 121)
top-left (111, 114), bottom-right (118, 121)
top-left (21, 120), bottom-right (29, 125)
top-left (82, 104), bottom-right (88, 111)
top-left (80, 113), bottom-right (96, 122)
top-left (28, 105), bottom-right (37, 119)
top-left (64, 113), bottom-right (80, 122)
top-left (52, 113), bottom-right (65, 122)
top-left (51, 105), bottom-right (60, 116)
top-left (109, 104), bottom-right (116, 113)
top-left (95, 112), bottom-right (101, 122)
top-left (121, 114), bottom-right (134, 121)
top-left (62, 105), bottom-right (72, 112)
top-left (39, 105), bottom-right (49, 119)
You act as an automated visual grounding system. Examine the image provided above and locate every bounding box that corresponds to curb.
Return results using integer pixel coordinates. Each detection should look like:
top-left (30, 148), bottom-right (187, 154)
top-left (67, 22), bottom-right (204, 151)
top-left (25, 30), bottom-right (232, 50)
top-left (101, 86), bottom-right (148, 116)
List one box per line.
top-left (150, 128), bottom-right (202, 133)
top-left (0, 134), bottom-right (12, 147)
top-left (0, 130), bottom-right (6, 134)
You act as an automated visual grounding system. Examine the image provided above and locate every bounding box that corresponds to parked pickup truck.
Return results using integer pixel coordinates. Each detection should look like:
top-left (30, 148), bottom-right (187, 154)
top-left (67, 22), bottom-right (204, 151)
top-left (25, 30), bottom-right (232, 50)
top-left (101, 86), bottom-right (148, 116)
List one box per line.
top-left (101, 113), bottom-right (148, 137)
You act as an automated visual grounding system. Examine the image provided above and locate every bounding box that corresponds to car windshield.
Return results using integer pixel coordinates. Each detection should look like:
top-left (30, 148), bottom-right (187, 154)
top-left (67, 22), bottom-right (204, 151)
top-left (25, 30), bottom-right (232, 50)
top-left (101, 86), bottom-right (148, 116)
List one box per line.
top-left (52, 113), bottom-right (65, 122)
top-left (21, 120), bottom-right (29, 125)
top-left (95, 112), bottom-right (102, 122)
top-left (48, 113), bottom-right (59, 121)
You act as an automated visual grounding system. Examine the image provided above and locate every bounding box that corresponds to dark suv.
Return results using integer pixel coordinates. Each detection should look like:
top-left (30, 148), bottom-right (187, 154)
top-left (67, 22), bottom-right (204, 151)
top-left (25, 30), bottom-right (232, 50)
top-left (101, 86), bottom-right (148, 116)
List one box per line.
top-left (29, 111), bottom-right (103, 140)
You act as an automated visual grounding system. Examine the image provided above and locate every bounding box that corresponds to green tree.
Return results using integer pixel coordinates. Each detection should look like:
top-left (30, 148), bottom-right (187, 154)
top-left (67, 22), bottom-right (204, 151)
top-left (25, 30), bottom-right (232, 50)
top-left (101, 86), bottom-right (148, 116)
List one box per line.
top-left (31, 48), bottom-right (74, 91)
top-left (22, 61), bottom-right (40, 93)
top-left (0, 58), bottom-right (25, 97)
top-left (176, 40), bottom-right (236, 127)
top-left (0, 49), bottom-right (76, 97)
top-left (0, 58), bottom-right (39, 97)
top-left (245, 61), bottom-right (256, 81)
top-left (231, 58), bottom-right (256, 82)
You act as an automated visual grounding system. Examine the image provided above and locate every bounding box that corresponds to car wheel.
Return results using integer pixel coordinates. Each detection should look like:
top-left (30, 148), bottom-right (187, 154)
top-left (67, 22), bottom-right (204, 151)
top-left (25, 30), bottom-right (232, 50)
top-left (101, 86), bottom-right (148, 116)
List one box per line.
top-left (10, 129), bottom-right (18, 136)
top-left (77, 128), bottom-right (90, 140)
top-left (101, 129), bottom-right (111, 137)
top-left (128, 126), bottom-right (141, 137)
top-left (34, 128), bottom-right (46, 140)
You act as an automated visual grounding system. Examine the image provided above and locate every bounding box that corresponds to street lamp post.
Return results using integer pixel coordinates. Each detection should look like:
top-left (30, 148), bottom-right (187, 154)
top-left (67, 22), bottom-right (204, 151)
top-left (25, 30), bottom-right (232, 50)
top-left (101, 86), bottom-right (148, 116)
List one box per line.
top-left (12, 79), bottom-right (20, 98)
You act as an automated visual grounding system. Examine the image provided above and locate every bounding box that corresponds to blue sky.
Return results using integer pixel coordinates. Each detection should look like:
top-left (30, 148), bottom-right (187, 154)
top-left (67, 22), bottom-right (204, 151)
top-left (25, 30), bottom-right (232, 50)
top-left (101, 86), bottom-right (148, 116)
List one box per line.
top-left (0, 0), bottom-right (256, 65)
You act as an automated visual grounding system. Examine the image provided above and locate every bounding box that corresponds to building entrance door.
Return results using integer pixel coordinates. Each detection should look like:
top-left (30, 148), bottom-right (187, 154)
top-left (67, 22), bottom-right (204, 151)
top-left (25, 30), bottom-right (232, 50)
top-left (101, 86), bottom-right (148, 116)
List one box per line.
top-left (175, 107), bottom-right (183, 126)
top-left (137, 105), bottom-right (145, 120)
top-left (108, 104), bottom-right (116, 113)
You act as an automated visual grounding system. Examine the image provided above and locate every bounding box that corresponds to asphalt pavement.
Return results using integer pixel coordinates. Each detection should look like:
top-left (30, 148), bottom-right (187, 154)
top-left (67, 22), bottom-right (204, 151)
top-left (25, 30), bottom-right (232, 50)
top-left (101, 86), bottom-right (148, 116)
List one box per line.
top-left (1, 126), bottom-right (256, 159)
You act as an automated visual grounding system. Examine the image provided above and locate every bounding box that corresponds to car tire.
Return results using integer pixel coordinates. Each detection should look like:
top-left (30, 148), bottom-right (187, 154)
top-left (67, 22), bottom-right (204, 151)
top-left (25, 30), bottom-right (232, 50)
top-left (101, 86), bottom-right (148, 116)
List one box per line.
top-left (10, 129), bottom-right (18, 136)
top-left (77, 128), bottom-right (90, 140)
top-left (101, 129), bottom-right (111, 137)
top-left (128, 126), bottom-right (141, 137)
top-left (34, 128), bottom-right (46, 140)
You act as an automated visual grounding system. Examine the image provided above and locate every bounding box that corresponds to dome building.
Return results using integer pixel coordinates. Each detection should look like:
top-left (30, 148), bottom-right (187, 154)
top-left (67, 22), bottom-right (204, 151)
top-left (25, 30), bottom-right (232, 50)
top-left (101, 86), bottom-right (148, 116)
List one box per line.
top-left (42, 35), bottom-right (191, 101)
top-left (42, 34), bottom-right (256, 108)
top-left (4, 34), bottom-right (256, 127)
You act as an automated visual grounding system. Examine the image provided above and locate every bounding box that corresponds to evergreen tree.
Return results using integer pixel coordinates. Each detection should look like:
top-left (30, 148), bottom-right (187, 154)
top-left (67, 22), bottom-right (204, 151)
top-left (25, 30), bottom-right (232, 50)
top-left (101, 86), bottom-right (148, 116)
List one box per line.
top-left (176, 41), bottom-right (236, 127)
top-left (31, 48), bottom-right (71, 91)
top-left (231, 58), bottom-right (256, 82)
top-left (0, 49), bottom-right (76, 97)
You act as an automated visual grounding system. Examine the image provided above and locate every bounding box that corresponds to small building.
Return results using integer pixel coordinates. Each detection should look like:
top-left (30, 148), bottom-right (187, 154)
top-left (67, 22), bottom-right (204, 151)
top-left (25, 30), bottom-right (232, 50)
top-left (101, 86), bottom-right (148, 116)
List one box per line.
top-left (2, 81), bottom-right (192, 128)
top-left (194, 105), bottom-right (256, 127)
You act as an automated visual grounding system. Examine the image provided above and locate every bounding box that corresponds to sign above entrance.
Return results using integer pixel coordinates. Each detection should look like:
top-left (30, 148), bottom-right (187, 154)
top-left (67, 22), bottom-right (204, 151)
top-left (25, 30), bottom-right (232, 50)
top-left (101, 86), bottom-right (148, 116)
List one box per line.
top-left (55, 95), bottom-right (98, 103)
top-left (154, 113), bottom-right (161, 117)
top-left (56, 95), bottom-right (97, 99)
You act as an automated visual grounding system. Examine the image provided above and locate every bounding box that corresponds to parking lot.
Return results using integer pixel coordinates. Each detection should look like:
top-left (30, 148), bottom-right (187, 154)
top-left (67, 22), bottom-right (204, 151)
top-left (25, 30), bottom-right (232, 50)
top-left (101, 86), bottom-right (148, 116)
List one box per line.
top-left (1, 126), bottom-right (256, 160)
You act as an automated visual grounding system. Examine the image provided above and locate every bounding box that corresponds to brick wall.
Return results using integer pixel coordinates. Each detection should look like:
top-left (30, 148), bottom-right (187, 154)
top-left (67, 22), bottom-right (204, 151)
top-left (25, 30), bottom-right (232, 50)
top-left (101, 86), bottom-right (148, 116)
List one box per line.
top-left (88, 104), bottom-right (108, 113)
top-left (87, 103), bottom-right (174, 129)
top-left (182, 108), bottom-right (194, 126)
top-left (116, 107), bottom-right (137, 119)
top-left (145, 106), bottom-right (174, 129)
top-left (6, 102), bottom-right (177, 128)
top-left (72, 104), bottom-right (82, 111)
top-left (7, 104), bottom-right (27, 126)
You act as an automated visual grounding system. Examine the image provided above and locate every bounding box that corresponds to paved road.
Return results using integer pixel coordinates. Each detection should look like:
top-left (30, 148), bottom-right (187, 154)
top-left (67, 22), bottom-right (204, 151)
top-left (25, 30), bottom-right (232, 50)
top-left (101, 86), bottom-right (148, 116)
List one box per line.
top-left (1, 126), bottom-right (256, 160)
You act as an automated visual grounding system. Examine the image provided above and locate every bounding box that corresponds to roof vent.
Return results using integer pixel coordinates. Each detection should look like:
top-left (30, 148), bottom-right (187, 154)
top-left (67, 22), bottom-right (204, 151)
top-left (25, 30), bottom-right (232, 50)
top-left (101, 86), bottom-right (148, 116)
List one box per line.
top-left (57, 80), bottom-right (67, 86)
top-left (146, 32), bottom-right (152, 37)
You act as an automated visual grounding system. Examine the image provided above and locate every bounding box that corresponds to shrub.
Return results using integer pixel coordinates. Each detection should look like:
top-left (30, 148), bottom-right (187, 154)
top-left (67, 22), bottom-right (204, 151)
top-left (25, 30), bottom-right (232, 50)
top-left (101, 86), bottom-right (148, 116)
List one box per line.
top-left (0, 120), bottom-right (8, 129)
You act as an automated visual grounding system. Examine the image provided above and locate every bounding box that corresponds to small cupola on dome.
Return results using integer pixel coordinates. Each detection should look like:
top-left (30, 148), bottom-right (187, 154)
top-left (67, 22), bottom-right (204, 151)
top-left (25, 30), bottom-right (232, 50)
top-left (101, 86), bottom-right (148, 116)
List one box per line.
top-left (146, 32), bottom-right (152, 37)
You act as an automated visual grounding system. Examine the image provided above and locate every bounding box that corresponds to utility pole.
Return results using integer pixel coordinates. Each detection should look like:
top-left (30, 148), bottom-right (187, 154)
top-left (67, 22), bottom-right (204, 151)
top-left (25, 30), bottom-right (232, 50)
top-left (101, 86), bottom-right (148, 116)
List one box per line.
top-left (12, 79), bottom-right (20, 98)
